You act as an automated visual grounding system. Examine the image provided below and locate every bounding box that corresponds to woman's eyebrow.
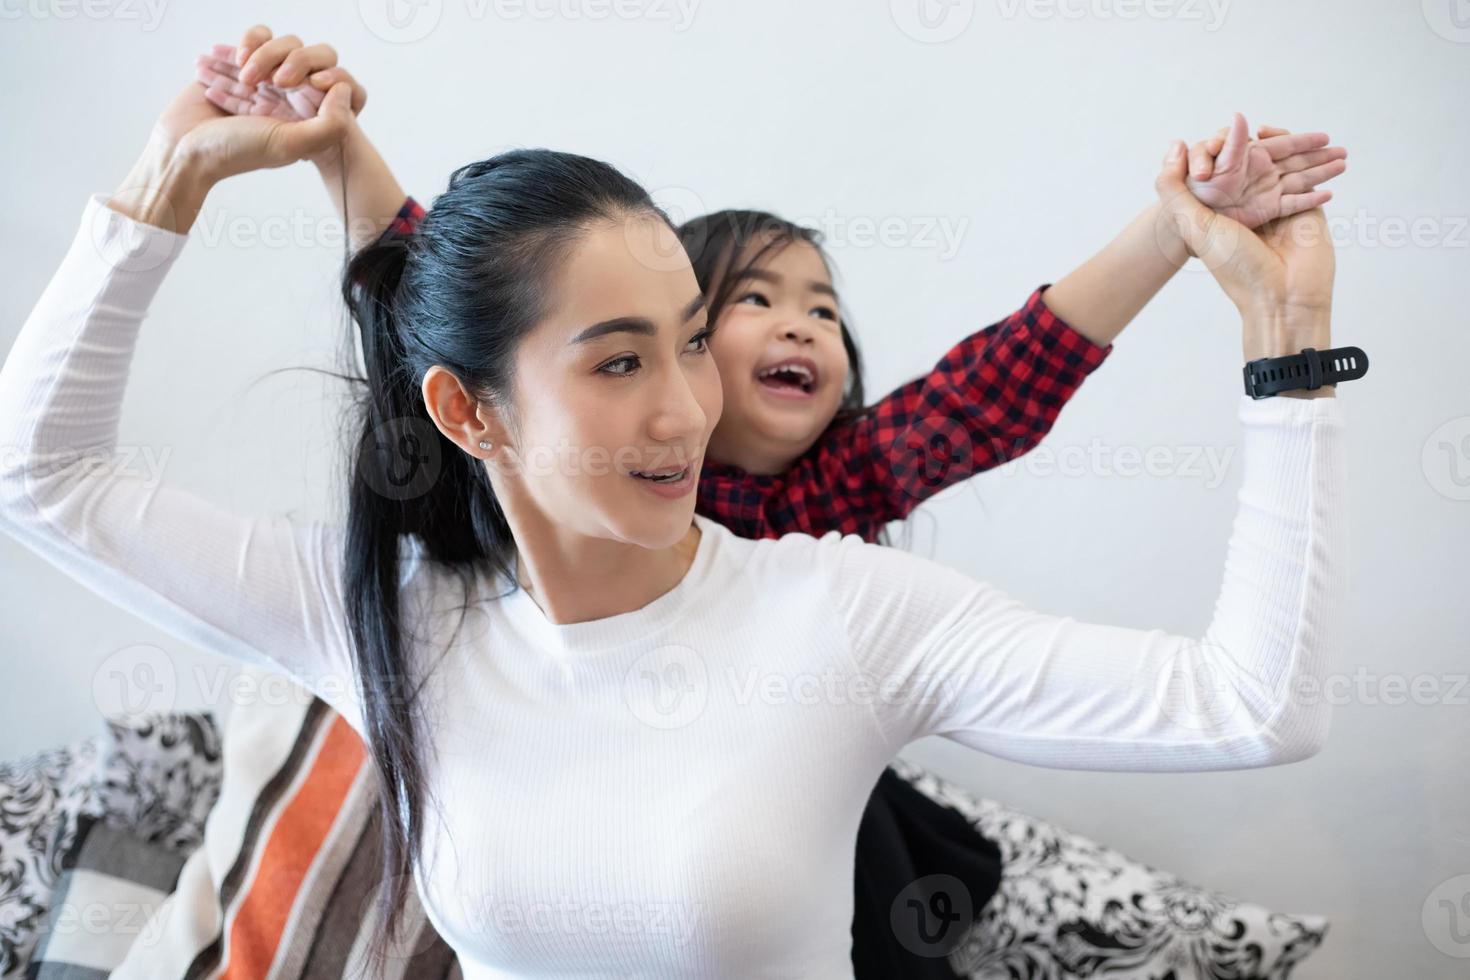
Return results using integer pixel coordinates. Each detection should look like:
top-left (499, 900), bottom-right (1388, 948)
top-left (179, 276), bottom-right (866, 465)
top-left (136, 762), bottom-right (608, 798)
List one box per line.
top-left (568, 294), bottom-right (707, 345)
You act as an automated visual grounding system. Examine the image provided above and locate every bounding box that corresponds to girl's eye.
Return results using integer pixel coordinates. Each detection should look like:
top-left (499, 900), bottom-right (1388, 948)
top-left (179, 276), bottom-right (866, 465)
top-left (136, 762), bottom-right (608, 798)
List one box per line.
top-left (736, 291), bottom-right (770, 308)
top-left (811, 306), bottom-right (838, 321)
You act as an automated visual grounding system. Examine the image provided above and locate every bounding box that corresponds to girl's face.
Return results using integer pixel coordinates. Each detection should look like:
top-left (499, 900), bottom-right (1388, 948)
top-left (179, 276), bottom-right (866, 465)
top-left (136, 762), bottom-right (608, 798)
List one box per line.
top-left (467, 213), bottom-right (724, 551)
top-left (703, 237), bottom-right (850, 475)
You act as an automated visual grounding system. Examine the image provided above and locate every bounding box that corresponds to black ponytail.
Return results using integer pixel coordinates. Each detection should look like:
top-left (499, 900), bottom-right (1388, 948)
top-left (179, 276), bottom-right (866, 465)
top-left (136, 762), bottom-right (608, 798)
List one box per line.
top-left (334, 148), bottom-right (669, 978)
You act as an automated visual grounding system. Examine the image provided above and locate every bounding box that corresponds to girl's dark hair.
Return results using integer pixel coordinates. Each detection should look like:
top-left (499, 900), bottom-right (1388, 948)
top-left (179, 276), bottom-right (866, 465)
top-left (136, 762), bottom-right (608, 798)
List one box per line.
top-left (335, 148), bottom-right (670, 978)
top-left (675, 210), bottom-right (899, 548)
top-left (675, 210), bottom-right (869, 429)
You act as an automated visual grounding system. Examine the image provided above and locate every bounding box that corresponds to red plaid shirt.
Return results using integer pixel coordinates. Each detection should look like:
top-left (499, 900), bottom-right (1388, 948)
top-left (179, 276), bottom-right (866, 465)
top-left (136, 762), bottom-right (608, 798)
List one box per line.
top-left (385, 196), bottom-right (1112, 542)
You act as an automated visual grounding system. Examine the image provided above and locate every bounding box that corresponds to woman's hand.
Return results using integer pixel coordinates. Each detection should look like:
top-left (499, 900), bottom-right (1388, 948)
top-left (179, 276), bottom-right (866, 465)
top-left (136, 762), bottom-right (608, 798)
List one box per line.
top-left (194, 25), bottom-right (369, 176)
top-left (107, 60), bottom-right (352, 234)
top-left (1155, 139), bottom-right (1336, 370)
top-left (151, 78), bottom-right (353, 183)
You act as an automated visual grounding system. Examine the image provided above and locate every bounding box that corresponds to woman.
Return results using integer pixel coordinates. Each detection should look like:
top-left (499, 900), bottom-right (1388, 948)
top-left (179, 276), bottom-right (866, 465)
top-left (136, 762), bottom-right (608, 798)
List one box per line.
top-left (196, 31), bottom-right (1351, 977)
top-left (0, 70), bottom-right (1346, 980)
top-left (194, 35), bottom-right (1351, 977)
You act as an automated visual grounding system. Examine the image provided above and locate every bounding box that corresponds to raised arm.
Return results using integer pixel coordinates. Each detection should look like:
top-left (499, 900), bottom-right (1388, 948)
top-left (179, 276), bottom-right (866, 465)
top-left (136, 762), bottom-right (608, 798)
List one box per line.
top-left (0, 76), bottom-right (377, 729)
top-left (819, 390), bottom-right (1345, 770)
top-left (818, 167), bottom-right (1348, 772)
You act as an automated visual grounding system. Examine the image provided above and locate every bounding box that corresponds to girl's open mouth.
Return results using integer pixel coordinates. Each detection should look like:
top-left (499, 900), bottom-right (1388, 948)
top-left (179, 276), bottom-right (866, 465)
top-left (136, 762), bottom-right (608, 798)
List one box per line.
top-left (755, 358), bottom-right (819, 399)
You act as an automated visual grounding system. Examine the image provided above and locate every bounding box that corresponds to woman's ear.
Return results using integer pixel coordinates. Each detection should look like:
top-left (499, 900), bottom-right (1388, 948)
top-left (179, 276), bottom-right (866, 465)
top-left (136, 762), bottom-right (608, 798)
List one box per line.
top-left (421, 365), bottom-right (510, 458)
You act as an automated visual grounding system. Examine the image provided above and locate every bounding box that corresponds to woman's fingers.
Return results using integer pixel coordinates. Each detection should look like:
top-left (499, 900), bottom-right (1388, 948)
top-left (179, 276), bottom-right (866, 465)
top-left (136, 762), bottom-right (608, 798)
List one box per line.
top-left (305, 66), bottom-right (367, 114)
top-left (1280, 159), bottom-right (1348, 194)
top-left (239, 33), bottom-right (302, 86)
top-left (1257, 124), bottom-right (1290, 139)
top-left (272, 42), bottom-right (338, 88)
top-left (236, 24), bottom-right (273, 66)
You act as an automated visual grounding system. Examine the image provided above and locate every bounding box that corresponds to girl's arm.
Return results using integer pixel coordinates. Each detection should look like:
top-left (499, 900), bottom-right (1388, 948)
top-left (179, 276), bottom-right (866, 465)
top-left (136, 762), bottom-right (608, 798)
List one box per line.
top-left (708, 117), bottom-right (1346, 538)
top-left (313, 122), bottom-right (411, 252)
top-left (699, 287), bottom-right (1112, 540)
top-left (0, 82), bottom-right (383, 732)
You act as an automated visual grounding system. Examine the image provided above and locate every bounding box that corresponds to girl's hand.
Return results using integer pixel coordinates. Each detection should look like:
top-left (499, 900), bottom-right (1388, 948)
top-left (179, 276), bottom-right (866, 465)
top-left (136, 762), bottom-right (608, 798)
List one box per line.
top-left (196, 44), bottom-right (327, 122)
top-left (1182, 112), bottom-right (1347, 230)
top-left (1155, 140), bottom-right (1335, 358)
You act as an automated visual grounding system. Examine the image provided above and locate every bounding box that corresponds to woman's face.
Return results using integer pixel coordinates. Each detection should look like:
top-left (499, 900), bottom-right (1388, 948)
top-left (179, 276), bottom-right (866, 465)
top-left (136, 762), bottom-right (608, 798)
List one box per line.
top-left (703, 236), bottom-right (850, 474)
top-left (482, 212), bottom-right (723, 550)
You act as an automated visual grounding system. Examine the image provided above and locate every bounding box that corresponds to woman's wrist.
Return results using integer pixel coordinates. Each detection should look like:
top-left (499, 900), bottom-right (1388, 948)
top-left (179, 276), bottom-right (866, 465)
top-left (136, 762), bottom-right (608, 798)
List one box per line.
top-left (106, 136), bottom-right (216, 235)
top-left (1241, 307), bottom-right (1336, 398)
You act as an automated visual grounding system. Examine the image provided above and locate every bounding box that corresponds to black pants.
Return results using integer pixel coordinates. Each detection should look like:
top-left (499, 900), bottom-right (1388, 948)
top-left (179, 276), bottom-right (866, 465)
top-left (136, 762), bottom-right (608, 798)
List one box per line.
top-left (851, 766), bottom-right (1002, 979)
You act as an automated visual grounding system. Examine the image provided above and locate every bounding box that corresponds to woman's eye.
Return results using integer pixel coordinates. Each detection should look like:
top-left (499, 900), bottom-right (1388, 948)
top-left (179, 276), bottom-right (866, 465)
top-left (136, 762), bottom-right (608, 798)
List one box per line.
top-left (736, 291), bottom-right (770, 307)
top-left (599, 355), bottom-right (640, 377)
top-left (685, 327), bottom-right (715, 354)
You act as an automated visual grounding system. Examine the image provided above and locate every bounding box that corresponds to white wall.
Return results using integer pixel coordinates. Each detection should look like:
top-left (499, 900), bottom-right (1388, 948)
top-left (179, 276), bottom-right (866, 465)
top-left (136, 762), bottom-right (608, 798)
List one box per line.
top-left (2, 1), bottom-right (1466, 976)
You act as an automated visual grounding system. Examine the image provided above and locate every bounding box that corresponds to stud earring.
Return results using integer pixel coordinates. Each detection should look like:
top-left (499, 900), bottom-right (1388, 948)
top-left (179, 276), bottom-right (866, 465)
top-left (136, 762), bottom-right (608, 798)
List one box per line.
top-left (478, 441), bottom-right (492, 450)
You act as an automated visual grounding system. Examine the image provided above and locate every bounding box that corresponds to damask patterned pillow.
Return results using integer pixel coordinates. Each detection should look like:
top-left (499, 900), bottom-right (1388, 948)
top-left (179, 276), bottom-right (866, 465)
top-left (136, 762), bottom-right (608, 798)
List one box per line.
top-left (888, 757), bottom-right (1330, 980)
top-left (0, 711), bottom-right (222, 978)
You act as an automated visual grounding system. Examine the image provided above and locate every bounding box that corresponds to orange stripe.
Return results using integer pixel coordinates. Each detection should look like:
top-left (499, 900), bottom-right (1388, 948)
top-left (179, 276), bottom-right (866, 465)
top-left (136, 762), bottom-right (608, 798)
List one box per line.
top-left (220, 715), bottom-right (368, 978)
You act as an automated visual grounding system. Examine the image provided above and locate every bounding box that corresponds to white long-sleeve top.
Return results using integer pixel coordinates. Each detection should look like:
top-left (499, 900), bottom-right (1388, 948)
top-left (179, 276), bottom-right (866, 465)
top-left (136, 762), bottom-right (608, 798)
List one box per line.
top-left (0, 194), bottom-right (1349, 978)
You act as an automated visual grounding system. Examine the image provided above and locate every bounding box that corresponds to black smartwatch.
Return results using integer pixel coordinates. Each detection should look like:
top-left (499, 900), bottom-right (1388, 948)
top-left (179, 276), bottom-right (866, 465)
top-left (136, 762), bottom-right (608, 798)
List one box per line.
top-left (1243, 345), bottom-right (1369, 399)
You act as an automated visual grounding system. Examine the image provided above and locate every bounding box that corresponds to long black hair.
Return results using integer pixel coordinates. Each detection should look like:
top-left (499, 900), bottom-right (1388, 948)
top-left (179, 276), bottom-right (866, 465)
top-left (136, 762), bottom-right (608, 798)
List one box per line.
top-left (336, 148), bottom-right (670, 977)
top-left (675, 209), bottom-right (869, 429)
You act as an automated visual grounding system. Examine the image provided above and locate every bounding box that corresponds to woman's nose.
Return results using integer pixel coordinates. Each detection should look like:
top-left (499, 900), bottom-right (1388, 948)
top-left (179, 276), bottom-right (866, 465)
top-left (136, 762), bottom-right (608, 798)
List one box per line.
top-left (647, 373), bottom-right (707, 444)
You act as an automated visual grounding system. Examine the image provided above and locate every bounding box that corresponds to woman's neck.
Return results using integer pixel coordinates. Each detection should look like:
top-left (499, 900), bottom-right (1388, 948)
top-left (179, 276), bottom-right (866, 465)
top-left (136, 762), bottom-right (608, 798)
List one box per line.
top-left (505, 508), bottom-right (703, 626)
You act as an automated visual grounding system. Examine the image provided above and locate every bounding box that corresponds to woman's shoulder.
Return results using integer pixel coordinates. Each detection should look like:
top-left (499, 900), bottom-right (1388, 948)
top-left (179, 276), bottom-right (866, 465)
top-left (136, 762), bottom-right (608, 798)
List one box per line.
top-left (694, 512), bottom-right (873, 575)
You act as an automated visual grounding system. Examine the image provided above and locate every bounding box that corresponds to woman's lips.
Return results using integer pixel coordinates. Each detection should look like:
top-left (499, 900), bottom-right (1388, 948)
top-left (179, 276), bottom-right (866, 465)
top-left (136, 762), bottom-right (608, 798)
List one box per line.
top-left (629, 462), bottom-right (697, 499)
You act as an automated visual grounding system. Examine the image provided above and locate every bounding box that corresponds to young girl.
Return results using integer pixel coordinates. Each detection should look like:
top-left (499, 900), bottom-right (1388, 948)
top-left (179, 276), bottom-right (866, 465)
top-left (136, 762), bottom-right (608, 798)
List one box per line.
top-left (185, 28), bottom-right (1348, 977)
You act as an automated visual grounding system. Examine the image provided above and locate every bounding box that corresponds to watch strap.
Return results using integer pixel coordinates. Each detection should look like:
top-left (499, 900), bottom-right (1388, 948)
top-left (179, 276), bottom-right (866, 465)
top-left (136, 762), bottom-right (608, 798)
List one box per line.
top-left (1243, 345), bottom-right (1368, 399)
